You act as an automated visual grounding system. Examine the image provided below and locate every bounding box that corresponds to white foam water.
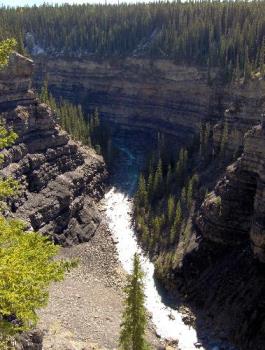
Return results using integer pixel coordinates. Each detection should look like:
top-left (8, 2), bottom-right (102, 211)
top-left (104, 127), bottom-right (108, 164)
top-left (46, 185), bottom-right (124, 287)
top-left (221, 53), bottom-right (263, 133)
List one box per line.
top-left (104, 188), bottom-right (205, 350)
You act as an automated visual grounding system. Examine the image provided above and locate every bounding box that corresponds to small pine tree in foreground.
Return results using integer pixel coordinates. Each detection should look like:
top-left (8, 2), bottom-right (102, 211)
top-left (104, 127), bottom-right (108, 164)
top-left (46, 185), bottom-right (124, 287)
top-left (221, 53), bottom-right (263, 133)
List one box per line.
top-left (119, 253), bottom-right (150, 350)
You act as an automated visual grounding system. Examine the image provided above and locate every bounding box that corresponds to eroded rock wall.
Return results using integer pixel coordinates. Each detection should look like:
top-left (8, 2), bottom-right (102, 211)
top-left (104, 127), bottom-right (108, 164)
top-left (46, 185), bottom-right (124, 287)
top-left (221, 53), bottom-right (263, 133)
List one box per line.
top-left (0, 53), bottom-right (106, 245)
top-left (34, 57), bottom-right (265, 155)
top-left (34, 57), bottom-right (213, 141)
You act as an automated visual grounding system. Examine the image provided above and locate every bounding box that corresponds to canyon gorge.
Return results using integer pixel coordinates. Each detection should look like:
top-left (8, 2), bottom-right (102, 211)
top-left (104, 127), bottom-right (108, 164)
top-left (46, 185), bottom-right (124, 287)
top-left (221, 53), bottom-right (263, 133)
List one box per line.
top-left (33, 53), bottom-right (265, 350)
top-left (1, 45), bottom-right (265, 350)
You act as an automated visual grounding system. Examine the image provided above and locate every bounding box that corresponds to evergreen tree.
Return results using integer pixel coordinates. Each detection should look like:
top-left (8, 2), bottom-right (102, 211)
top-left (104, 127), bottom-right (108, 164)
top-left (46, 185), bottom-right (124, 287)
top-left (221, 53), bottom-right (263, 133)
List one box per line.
top-left (169, 201), bottom-right (182, 244)
top-left (0, 38), bottom-right (16, 67)
top-left (186, 178), bottom-right (193, 209)
top-left (166, 163), bottom-right (173, 190)
top-left (167, 195), bottom-right (175, 225)
top-left (39, 80), bottom-right (49, 103)
top-left (1, 2), bottom-right (265, 79)
top-left (153, 158), bottom-right (163, 198)
top-left (136, 174), bottom-right (148, 208)
top-left (119, 254), bottom-right (150, 350)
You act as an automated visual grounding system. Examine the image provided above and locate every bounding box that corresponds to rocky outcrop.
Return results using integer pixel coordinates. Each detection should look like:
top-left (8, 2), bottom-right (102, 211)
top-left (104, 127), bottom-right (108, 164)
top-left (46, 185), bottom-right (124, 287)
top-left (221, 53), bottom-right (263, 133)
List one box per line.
top-left (0, 53), bottom-right (35, 110)
top-left (212, 79), bottom-right (265, 155)
top-left (15, 330), bottom-right (43, 350)
top-left (0, 53), bottom-right (106, 245)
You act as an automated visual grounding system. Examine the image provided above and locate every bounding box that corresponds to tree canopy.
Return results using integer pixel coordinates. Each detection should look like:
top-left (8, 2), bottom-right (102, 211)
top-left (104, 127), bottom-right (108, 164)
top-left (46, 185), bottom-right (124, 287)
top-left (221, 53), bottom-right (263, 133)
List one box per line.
top-left (0, 38), bottom-right (16, 67)
top-left (0, 2), bottom-right (265, 79)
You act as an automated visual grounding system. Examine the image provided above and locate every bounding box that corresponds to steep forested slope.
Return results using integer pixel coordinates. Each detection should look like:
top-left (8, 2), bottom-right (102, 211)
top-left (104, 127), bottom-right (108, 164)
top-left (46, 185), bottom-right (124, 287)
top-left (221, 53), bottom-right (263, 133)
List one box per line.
top-left (1, 2), bottom-right (265, 81)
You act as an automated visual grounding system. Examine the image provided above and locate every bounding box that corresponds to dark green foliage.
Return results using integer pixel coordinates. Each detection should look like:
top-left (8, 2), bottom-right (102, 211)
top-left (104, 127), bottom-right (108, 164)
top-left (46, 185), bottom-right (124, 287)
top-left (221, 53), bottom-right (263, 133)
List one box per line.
top-left (0, 2), bottom-right (265, 80)
top-left (134, 146), bottom-right (198, 253)
top-left (119, 253), bottom-right (149, 350)
top-left (39, 83), bottom-right (103, 151)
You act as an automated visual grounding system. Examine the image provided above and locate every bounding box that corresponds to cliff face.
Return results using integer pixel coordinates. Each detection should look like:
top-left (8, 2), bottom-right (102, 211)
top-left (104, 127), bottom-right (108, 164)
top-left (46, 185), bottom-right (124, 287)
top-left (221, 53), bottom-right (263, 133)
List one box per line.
top-left (34, 57), bottom-right (213, 141)
top-left (34, 57), bottom-right (265, 154)
top-left (163, 122), bottom-right (265, 350)
top-left (0, 53), bottom-right (106, 246)
top-left (213, 79), bottom-right (265, 154)
top-left (198, 123), bottom-right (265, 260)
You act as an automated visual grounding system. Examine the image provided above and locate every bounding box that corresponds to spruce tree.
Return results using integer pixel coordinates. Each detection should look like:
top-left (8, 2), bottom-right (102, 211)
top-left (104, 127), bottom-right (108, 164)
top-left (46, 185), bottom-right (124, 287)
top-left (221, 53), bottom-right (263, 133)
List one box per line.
top-left (153, 158), bottom-right (163, 198)
top-left (119, 254), bottom-right (150, 350)
top-left (136, 174), bottom-right (148, 208)
top-left (167, 195), bottom-right (175, 225)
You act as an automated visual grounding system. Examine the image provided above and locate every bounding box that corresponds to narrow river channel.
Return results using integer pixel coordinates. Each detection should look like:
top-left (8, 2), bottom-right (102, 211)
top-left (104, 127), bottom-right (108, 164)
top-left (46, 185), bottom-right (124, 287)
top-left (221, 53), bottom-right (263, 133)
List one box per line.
top-left (103, 129), bottom-right (235, 350)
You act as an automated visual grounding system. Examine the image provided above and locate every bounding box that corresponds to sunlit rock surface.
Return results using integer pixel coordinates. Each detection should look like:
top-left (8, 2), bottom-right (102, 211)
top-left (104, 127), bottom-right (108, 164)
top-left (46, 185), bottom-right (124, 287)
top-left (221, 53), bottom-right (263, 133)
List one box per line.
top-left (0, 53), bottom-right (106, 245)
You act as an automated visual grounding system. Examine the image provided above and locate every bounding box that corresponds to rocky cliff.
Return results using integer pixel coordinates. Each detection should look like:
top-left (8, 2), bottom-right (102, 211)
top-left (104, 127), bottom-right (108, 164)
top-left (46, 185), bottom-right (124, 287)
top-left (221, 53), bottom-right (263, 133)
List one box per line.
top-left (34, 57), bottom-right (265, 155)
top-left (34, 57), bottom-right (213, 142)
top-left (0, 53), bottom-right (106, 246)
top-left (158, 121), bottom-right (265, 350)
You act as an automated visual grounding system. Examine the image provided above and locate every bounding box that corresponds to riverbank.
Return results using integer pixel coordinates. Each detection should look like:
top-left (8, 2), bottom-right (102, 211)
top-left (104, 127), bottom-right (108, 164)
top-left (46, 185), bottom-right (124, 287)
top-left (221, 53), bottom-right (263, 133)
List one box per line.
top-left (38, 220), bottom-right (163, 350)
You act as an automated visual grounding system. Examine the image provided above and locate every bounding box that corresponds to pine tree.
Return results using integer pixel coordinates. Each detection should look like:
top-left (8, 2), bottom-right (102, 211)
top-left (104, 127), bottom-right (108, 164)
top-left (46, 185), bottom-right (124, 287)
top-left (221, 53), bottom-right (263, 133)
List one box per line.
top-left (119, 254), bottom-right (150, 350)
top-left (136, 174), bottom-right (148, 208)
top-left (166, 163), bottom-right (173, 190)
top-left (186, 178), bottom-right (193, 209)
top-left (0, 39), bottom-right (16, 67)
top-left (167, 195), bottom-right (175, 225)
top-left (153, 158), bottom-right (163, 198)
top-left (244, 45), bottom-right (251, 81)
top-left (260, 38), bottom-right (265, 76)
top-left (40, 80), bottom-right (49, 103)
top-left (169, 201), bottom-right (182, 244)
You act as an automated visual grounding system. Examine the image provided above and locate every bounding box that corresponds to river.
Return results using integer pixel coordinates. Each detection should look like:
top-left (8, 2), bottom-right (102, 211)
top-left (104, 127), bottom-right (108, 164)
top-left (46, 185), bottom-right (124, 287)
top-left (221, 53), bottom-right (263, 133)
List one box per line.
top-left (103, 129), bottom-right (234, 350)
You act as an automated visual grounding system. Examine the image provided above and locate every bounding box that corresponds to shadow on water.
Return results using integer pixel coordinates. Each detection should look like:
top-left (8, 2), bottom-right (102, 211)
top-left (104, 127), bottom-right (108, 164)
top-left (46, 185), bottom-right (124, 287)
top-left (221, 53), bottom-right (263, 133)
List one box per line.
top-left (106, 128), bottom-right (157, 195)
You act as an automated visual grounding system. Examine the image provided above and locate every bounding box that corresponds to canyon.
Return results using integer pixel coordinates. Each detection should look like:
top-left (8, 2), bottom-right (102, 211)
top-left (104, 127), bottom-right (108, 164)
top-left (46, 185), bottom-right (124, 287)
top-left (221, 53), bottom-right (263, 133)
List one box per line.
top-left (32, 54), bottom-right (265, 350)
top-left (0, 52), bottom-right (162, 350)
top-left (1, 49), bottom-right (265, 350)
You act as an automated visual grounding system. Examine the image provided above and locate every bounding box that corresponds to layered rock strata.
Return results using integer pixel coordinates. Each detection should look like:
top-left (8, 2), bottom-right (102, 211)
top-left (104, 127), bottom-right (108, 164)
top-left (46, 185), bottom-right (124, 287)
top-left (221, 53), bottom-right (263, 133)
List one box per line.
top-left (34, 57), bottom-right (265, 155)
top-left (0, 53), bottom-right (106, 245)
top-left (34, 57), bottom-right (213, 142)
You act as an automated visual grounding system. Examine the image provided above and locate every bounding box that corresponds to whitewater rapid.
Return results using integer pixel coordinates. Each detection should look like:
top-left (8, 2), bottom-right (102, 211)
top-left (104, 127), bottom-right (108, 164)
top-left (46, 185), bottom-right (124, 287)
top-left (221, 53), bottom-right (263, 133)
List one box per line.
top-left (104, 188), bottom-right (205, 350)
